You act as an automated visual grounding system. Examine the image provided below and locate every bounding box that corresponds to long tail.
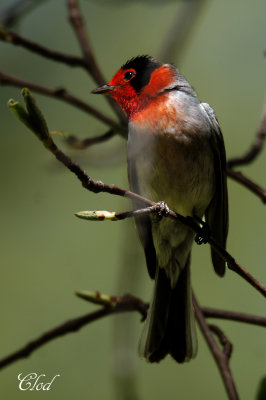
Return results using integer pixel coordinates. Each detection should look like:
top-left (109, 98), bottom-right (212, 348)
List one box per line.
top-left (138, 257), bottom-right (197, 363)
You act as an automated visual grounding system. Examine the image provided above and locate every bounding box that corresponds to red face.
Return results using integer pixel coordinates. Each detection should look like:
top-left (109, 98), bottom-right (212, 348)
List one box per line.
top-left (92, 56), bottom-right (178, 120)
top-left (107, 67), bottom-right (140, 118)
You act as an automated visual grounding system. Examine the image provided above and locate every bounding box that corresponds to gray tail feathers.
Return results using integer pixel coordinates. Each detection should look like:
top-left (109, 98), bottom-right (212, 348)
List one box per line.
top-left (138, 260), bottom-right (197, 363)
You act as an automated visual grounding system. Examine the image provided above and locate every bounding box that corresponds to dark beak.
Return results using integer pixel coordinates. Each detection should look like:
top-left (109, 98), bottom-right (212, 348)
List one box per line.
top-left (91, 85), bottom-right (117, 95)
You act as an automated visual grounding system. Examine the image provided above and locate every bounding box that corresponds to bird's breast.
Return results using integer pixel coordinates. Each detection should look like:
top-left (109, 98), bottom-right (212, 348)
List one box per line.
top-left (128, 94), bottom-right (215, 218)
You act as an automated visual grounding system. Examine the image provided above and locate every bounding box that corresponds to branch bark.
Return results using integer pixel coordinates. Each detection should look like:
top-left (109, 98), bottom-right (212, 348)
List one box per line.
top-left (0, 70), bottom-right (122, 131)
top-left (0, 27), bottom-right (86, 68)
top-left (209, 324), bottom-right (233, 359)
top-left (193, 295), bottom-right (239, 400)
top-left (227, 168), bottom-right (266, 204)
top-left (227, 104), bottom-right (266, 168)
top-left (202, 307), bottom-right (266, 327)
top-left (66, 129), bottom-right (115, 149)
top-left (226, 103), bottom-right (266, 203)
top-left (0, 291), bottom-right (264, 373)
top-left (67, 0), bottom-right (127, 127)
top-left (0, 294), bottom-right (148, 371)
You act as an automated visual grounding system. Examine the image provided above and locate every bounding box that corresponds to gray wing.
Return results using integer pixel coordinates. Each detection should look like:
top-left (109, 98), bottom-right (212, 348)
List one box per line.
top-left (127, 135), bottom-right (156, 279)
top-left (200, 103), bottom-right (229, 277)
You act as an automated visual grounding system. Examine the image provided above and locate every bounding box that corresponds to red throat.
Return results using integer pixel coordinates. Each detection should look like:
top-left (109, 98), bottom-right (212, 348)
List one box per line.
top-left (110, 90), bottom-right (144, 120)
top-left (108, 69), bottom-right (143, 119)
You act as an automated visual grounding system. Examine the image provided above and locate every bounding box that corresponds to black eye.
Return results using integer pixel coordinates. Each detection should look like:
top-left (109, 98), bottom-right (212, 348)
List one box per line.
top-left (124, 71), bottom-right (135, 81)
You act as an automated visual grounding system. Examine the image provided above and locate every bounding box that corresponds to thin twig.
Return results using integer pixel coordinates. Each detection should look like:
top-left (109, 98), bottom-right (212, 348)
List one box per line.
top-left (227, 168), bottom-right (266, 204)
top-left (67, 0), bottom-right (127, 127)
top-left (0, 70), bottom-right (122, 131)
top-left (209, 324), bottom-right (233, 359)
top-left (0, 294), bottom-right (148, 370)
top-left (227, 104), bottom-right (266, 168)
top-left (66, 129), bottom-right (115, 149)
top-left (193, 295), bottom-right (239, 400)
top-left (202, 307), bottom-right (266, 327)
top-left (0, 291), bottom-right (264, 372)
top-left (226, 103), bottom-right (266, 203)
top-left (77, 206), bottom-right (266, 296)
top-left (75, 204), bottom-right (169, 221)
top-left (207, 237), bottom-right (266, 297)
top-left (0, 28), bottom-right (87, 68)
top-left (67, 0), bottom-right (105, 84)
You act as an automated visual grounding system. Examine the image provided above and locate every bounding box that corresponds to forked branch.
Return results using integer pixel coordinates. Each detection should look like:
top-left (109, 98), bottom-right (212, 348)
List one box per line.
top-left (0, 290), bottom-right (265, 379)
top-left (67, 0), bottom-right (127, 126)
top-left (227, 104), bottom-right (266, 168)
top-left (193, 296), bottom-right (239, 400)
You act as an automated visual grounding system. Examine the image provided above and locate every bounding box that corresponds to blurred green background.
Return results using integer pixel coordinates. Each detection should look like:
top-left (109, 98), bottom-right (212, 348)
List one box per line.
top-left (0, 0), bottom-right (265, 399)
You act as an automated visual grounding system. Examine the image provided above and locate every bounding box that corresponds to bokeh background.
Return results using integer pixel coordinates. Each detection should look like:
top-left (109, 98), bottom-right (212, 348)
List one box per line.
top-left (0, 0), bottom-right (265, 399)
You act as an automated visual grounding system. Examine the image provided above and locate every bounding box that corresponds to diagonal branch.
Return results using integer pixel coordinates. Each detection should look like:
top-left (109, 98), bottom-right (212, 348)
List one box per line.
top-left (227, 104), bottom-right (266, 168)
top-left (226, 103), bottom-right (266, 202)
top-left (66, 129), bottom-right (115, 149)
top-left (0, 70), bottom-right (122, 131)
top-left (67, 0), bottom-right (127, 127)
top-left (193, 295), bottom-right (239, 400)
top-left (76, 205), bottom-right (266, 297)
top-left (207, 237), bottom-right (266, 297)
top-left (0, 1), bottom-right (127, 128)
top-left (0, 290), bottom-right (264, 373)
top-left (67, 0), bottom-right (127, 126)
top-left (227, 168), bottom-right (266, 204)
top-left (67, 0), bottom-right (105, 85)
top-left (209, 324), bottom-right (233, 360)
top-left (0, 27), bottom-right (86, 68)
top-left (53, 151), bottom-right (266, 297)
top-left (0, 294), bottom-right (148, 371)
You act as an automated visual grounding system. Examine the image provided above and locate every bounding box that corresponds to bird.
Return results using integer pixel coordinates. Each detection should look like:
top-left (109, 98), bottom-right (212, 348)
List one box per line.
top-left (92, 55), bottom-right (228, 363)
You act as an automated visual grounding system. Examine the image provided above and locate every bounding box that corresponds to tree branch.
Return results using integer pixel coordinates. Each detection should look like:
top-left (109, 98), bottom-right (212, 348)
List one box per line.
top-left (209, 324), bottom-right (233, 359)
top-left (67, 0), bottom-right (105, 85)
top-left (76, 204), bottom-right (266, 297)
top-left (193, 295), bottom-right (239, 400)
top-left (0, 1), bottom-right (127, 129)
top-left (66, 129), bottom-right (115, 149)
top-left (0, 294), bottom-right (148, 371)
top-left (227, 104), bottom-right (266, 168)
top-left (0, 290), bottom-right (264, 373)
top-left (207, 237), bottom-right (266, 297)
top-left (226, 103), bottom-right (266, 203)
top-left (0, 70), bottom-right (122, 131)
top-left (227, 168), bottom-right (266, 204)
top-left (202, 307), bottom-right (266, 327)
top-left (67, 0), bottom-right (127, 127)
top-left (0, 27), bottom-right (86, 68)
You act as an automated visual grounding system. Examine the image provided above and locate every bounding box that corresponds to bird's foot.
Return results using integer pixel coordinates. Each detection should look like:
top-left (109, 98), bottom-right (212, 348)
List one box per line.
top-left (155, 201), bottom-right (170, 220)
top-left (195, 220), bottom-right (210, 245)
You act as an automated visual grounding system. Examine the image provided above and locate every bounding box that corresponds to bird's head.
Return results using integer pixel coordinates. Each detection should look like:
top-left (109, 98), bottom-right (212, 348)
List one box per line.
top-left (92, 55), bottom-right (179, 119)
